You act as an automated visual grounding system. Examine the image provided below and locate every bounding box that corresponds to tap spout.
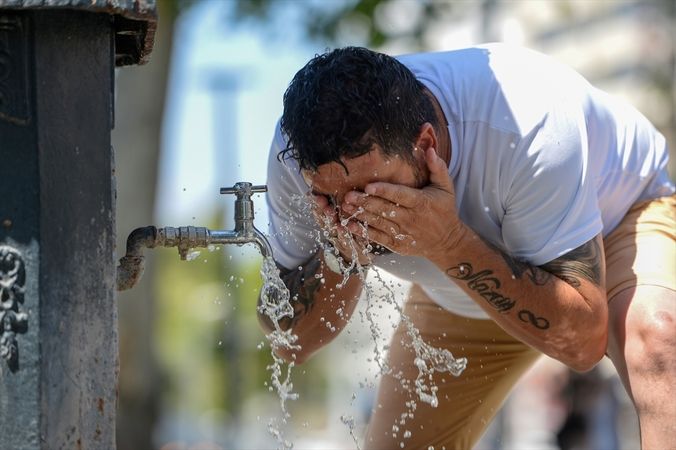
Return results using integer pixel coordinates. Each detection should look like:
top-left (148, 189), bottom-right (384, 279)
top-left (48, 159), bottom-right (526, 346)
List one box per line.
top-left (254, 232), bottom-right (273, 259)
top-left (116, 182), bottom-right (271, 291)
top-left (209, 228), bottom-right (273, 258)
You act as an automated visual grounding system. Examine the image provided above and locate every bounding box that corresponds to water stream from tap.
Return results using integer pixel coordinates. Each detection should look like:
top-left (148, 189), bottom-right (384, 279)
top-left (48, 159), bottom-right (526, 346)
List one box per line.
top-left (316, 194), bottom-right (467, 444)
top-left (257, 256), bottom-right (300, 450)
top-left (256, 191), bottom-right (467, 448)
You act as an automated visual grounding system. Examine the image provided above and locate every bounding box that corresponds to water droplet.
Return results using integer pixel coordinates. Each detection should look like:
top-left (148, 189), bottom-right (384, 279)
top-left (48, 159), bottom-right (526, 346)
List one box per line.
top-left (185, 250), bottom-right (201, 261)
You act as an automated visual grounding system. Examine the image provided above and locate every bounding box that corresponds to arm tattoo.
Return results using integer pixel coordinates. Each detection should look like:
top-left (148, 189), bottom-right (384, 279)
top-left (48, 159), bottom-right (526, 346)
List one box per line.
top-left (446, 263), bottom-right (516, 313)
top-left (262, 254), bottom-right (323, 331)
top-left (446, 262), bottom-right (549, 329)
top-left (518, 310), bottom-right (550, 329)
top-left (500, 252), bottom-right (551, 286)
top-left (446, 236), bottom-right (602, 330)
top-left (488, 235), bottom-right (602, 289)
top-left (446, 237), bottom-right (554, 329)
top-left (540, 236), bottom-right (603, 288)
top-left (480, 237), bottom-right (550, 286)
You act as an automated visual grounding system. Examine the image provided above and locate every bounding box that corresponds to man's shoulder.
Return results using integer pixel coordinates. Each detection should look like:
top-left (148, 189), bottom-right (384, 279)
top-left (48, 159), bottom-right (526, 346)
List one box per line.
top-left (396, 43), bottom-right (548, 68)
top-left (396, 45), bottom-right (493, 71)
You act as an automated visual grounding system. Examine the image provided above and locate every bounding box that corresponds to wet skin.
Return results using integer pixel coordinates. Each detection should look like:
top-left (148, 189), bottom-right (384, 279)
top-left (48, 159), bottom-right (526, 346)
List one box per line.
top-left (301, 122), bottom-right (450, 262)
top-left (303, 145), bottom-right (426, 215)
top-left (303, 147), bottom-right (425, 258)
top-left (303, 138), bottom-right (608, 372)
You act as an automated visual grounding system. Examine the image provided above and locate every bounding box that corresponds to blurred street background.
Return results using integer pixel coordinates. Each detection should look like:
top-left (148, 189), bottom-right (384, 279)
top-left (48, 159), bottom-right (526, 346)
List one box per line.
top-left (113, 1), bottom-right (675, 449)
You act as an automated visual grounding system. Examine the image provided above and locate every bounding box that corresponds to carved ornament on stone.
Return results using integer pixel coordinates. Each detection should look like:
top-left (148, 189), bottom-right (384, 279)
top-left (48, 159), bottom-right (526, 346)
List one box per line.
top-left (0, 245), bottom-right (27, 371)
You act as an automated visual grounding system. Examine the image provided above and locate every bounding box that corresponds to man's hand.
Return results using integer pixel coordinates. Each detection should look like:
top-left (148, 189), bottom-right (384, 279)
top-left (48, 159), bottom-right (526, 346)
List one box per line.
top-left (311, 192), bottom-right (374, 266)
top-left (341, 147), bottom-right (467, 261)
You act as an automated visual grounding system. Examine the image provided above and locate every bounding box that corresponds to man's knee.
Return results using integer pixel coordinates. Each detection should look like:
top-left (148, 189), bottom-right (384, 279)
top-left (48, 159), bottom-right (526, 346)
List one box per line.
top-left (620, 288), bottom-right (676, 377)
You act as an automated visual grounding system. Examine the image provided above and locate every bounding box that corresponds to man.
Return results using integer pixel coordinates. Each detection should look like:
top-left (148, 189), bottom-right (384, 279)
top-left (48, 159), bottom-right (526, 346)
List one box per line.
top-left (258, 44), bottom-right (675, 449)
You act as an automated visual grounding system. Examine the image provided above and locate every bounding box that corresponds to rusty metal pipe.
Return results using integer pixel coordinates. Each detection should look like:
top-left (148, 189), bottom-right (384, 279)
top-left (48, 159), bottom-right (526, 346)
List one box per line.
top-left (116, 226), bottom-right (158, 291)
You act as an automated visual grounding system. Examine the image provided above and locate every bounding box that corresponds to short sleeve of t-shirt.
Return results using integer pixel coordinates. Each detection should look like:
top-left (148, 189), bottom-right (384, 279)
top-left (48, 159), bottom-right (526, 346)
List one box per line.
top-left (501, 102), bottom-right (603, 265)
top-left (266, 121), bottom-right (321, 270)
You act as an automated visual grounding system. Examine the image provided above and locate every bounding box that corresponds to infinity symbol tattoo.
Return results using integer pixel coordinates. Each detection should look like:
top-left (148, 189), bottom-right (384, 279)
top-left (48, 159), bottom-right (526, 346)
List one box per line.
top-left (518, 310), bottom-right (550, 330)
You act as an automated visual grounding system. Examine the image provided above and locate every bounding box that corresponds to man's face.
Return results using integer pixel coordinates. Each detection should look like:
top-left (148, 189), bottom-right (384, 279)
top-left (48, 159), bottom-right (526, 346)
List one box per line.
top-left (301, 146), bottom-right (427, 216)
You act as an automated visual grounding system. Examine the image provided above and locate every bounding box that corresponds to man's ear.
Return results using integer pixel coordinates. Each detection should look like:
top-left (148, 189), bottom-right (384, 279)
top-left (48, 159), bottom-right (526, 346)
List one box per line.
top-left (415, 122), bottom-right (438, 152)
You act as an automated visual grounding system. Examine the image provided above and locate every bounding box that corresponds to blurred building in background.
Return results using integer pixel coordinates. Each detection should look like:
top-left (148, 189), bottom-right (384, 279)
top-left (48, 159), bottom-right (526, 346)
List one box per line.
top-left (112, 1), bottom-right (673, 449)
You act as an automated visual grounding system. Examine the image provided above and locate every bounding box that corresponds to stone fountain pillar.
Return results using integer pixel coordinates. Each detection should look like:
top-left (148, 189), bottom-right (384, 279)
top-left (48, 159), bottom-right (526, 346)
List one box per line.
top-left (0, 2), bottom-right (155, 448)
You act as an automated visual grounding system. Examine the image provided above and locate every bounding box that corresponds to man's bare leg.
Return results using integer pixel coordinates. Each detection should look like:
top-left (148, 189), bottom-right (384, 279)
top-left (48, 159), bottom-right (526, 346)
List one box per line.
top-left (607, 285), bottom-right (676, 448)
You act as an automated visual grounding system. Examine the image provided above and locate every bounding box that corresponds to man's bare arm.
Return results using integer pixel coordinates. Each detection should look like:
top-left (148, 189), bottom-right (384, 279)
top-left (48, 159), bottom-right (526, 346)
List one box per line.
top-left (441, 233), bottom-right (607, 371)
top-left (539, 237), bottom-right (603, 287)
top-left (496, 233), bottom-right (605, 306)
top-left (258, 256), bottom-right (323, 333)
top-left (257, 249), bottom-right (364, 363)
top-left (342, 148), bottom-right (609, 372)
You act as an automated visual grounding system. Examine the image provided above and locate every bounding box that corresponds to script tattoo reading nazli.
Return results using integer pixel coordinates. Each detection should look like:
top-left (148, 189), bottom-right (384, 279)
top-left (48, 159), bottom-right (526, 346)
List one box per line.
top-left (447, 262), bottom-right (552, 330)
top-left (446, 263), bottom-right (516, 313)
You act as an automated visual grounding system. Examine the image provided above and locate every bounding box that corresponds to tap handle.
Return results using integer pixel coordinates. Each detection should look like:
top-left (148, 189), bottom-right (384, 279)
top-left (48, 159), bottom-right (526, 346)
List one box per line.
top-left (220, 182), bottom-right (267, 199)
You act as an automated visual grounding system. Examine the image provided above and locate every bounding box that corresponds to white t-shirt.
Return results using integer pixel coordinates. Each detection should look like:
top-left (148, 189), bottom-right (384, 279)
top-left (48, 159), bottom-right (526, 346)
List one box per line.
top-left (266, 43), bottom-right (674, 319)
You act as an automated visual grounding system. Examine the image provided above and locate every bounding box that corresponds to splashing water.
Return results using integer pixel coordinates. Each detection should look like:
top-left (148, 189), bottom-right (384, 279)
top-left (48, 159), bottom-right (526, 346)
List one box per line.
top-left (258, 256), bottom-right (301, 449)
top-left (360, 270), bottom-right (467, 440)
top-left (270, 192), bottom-right (468, 445)
top-left (327, 220), bottom-right (467, 442)
top-left (340, 414), bottom-right (360, 449)
top-left (406, 316), bottom-right (467, 407)
top-left (185, 249), bottom-right (201, 261)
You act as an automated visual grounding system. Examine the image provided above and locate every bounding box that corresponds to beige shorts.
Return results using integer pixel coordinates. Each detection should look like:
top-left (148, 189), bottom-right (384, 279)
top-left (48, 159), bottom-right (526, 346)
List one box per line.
top-left (604, 194), bottom-right (676, 300)
top-left (364, 195), bottom-right (676, 450)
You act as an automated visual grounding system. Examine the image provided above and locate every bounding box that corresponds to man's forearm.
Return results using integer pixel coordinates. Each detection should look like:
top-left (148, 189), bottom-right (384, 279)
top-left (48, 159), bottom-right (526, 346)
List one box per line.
top-left (258, 249), bottom-right (364, 363)
top-left (431, 228), bottom-right (608, 371)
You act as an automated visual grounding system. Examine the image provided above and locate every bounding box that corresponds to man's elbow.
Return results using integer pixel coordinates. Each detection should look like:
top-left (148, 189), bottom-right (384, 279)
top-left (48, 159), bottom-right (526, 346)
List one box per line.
top-left (567, 350), bottom-right (604, 373)
top-left (565, 294), bottom-right (609, 372)
top-left (564, 328), bottom-right (608, 373)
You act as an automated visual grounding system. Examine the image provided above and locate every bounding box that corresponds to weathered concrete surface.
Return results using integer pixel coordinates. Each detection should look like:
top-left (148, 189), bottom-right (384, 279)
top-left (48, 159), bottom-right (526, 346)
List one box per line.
top-left (0, 0), bottom-right (157, 65)
top-left (0, 0), bottom-right (155, 19)
top-left (0, 11), bottom-right (117, 449)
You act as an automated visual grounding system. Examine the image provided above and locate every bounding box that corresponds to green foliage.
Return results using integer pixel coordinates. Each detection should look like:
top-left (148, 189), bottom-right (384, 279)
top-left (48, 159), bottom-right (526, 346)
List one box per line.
top-left (162, 0), bottom-right (201, 18)
top-left (154, 208), bottom-right (330, 419)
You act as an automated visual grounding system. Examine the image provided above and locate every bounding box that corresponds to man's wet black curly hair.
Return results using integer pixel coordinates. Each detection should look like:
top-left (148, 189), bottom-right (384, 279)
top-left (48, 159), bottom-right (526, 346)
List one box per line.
top-left (279, 46), bottom-right (438, 172)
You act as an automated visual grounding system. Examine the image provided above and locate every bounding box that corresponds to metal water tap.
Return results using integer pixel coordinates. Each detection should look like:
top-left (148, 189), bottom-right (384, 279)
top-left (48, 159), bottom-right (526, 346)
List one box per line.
top-left (116, 182), bottom-right (273, 291)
